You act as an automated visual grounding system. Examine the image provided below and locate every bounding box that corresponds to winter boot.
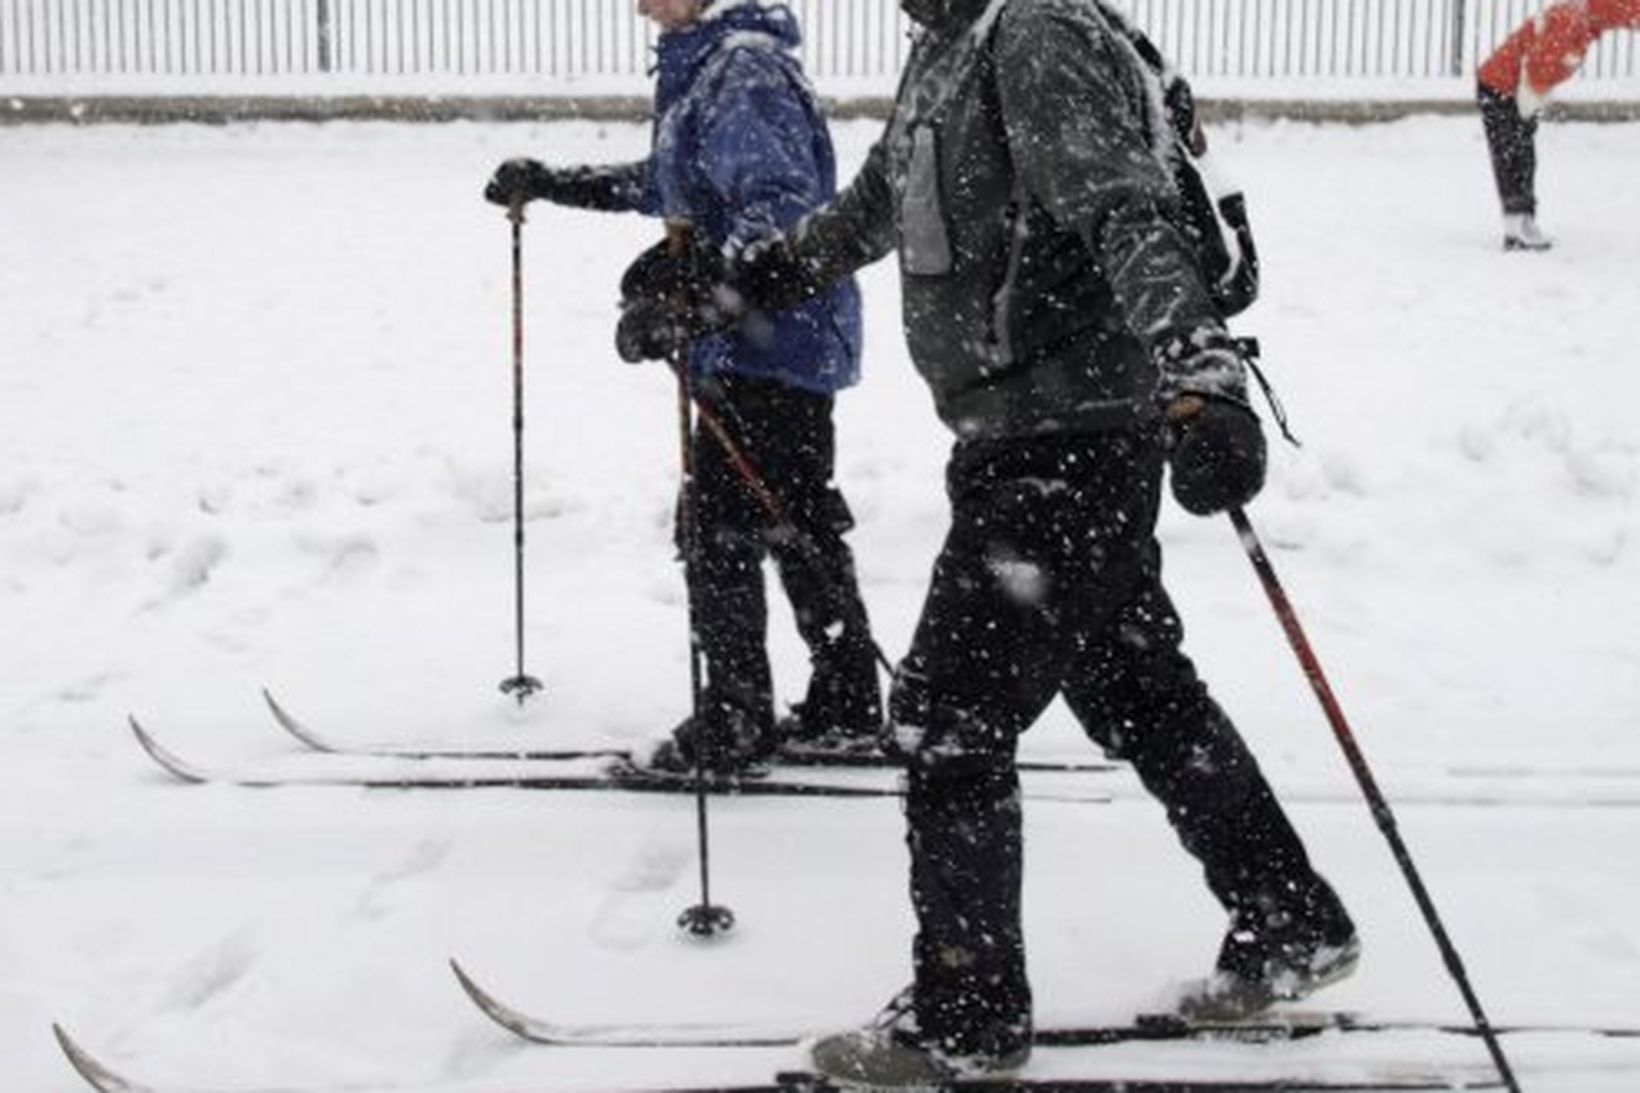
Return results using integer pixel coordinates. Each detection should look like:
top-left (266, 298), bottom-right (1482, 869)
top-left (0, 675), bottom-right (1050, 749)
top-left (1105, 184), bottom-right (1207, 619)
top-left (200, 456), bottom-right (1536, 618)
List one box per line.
top-left (776, 642), bottom-right (883, 760)
top-left (1177, 878), bottom-right (1359, 1021)
top-left (643, 700), bottom-right (774, 776)
top-left (1178, 933), bottom-right (1360, 1022)
top-left (1502, 213), bottom-right (1552, 252)
top-left (775, 700), bottom-right (882, 761)
top-left (809, 986), bottom-right (1031, 1087)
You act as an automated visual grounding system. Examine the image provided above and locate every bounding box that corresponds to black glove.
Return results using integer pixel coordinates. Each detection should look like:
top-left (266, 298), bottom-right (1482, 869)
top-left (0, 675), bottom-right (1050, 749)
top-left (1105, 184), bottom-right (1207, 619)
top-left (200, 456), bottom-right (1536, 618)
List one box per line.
top-left (726, 235), bottom-right (823, 311)
top-left (1166, 396), bottom-right (1267, 516)
top-left (613, 238), bottom-right (741, 364)
top-left (483, 158), bottom-right (552, 206)
top-left (618, 237), bottom-right (722, 303)
top-left (615, 294), bottom-right (690, 364)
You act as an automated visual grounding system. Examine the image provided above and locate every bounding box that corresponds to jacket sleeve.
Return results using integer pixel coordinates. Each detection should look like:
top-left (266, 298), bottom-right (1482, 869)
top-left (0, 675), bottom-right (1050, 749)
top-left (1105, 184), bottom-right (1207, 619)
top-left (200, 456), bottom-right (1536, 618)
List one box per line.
top-left (789, 137), bottom-right (899, 286)
top-left (1594, 0), bottom-right (1640, 32)
top-left (541, 160), bottom-right (659, 214)
top-left (993, 0), bottom-right (1244, 404)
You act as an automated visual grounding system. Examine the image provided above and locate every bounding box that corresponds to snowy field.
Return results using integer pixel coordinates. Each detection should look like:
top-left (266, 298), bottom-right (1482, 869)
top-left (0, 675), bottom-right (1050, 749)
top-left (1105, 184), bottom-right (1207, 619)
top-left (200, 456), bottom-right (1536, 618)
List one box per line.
top-left (3, 114), bottom-right (1639, 1091)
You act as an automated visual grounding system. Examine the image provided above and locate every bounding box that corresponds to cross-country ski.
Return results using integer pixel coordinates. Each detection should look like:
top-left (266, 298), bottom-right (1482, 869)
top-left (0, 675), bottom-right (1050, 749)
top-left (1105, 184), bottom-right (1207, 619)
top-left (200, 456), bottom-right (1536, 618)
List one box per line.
top-left (124, 716), bottom-right (928, 799)
top-left (122, 713), bottom-right (1640, 809)
top-left (447, 960), bottom-right (1640, 1050)
top-left (54, 1023), bottom-right (1514, 1093)
top-left (259, 688), bottom-right (1121, 773)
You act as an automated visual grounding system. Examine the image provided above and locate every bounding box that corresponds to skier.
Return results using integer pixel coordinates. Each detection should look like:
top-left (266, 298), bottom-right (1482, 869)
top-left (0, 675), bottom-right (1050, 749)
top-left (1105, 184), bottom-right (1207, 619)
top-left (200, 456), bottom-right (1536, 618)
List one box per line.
top-left (483, 0), bottom-right (882, 772)
top-left (1477, 0), bottom-right (1640, 250)
top-left (617, 0), bottom-right (1358, 1083)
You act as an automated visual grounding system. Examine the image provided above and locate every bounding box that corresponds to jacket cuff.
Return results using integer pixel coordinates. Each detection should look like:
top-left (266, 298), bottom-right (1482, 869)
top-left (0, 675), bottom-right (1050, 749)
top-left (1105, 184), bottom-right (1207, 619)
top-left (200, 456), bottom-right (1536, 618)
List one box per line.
top-left (1154, 330), bottom-right (1250, 406)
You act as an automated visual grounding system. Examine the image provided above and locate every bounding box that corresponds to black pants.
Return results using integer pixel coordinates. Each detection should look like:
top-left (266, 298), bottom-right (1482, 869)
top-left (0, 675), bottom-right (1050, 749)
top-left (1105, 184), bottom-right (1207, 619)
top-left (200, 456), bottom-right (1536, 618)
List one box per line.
top-left (891, 433), bottom-right (1334, 1055)
top-left (680, 372), bottom-right (879, 734)
top-left (1478, 83), bottom-right (1539, 215)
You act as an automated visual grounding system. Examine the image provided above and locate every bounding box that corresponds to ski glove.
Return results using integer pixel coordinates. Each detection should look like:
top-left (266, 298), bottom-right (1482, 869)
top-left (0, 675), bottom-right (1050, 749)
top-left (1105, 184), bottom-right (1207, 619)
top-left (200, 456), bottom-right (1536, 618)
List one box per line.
top-left (613, 238), bottom-right (743, 364)
top-left (485, 158), bottom-right (644, 210)
top-left (1166, 395), bottom-right (1267, 516)
top-left (483, 158), bottom-right (556, 206)
top-left (611, 232), bottom-right (830, 363)
top-left (725, 235), bottom-right (826, 311)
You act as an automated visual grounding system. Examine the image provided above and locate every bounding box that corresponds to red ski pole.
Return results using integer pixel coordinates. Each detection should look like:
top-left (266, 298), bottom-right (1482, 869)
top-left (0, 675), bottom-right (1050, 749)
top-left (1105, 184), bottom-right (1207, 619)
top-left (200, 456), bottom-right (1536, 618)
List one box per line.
top-left (1228, 506), bottom-right (1520, 1093)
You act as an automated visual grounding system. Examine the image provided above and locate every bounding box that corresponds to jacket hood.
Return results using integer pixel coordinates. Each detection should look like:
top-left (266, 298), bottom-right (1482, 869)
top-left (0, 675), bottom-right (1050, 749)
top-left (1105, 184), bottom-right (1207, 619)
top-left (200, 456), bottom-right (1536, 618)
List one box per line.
top-left (655, 0), bottom-right (802, 108)
top-left (703, 0), bottom-right (803, 50)
top-left (900, 0), bottom-right (992, 31)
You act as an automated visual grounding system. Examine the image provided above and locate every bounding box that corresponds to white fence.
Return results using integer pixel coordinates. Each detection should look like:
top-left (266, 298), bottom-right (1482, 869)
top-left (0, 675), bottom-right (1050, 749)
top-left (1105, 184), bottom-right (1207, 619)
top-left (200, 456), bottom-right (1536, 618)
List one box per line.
top-left (1, 0), bottom-right (1637, 86)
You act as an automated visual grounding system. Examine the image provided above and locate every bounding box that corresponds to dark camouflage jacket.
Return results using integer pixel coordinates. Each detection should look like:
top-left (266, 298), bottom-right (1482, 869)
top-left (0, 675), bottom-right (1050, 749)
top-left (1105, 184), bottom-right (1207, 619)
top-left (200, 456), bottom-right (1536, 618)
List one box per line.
top-left (791, 0), bottom-right (1247, 439)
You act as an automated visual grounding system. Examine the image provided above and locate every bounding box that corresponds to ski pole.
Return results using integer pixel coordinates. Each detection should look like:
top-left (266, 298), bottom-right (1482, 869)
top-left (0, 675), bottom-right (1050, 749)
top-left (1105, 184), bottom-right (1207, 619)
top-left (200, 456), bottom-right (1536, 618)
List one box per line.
top-left (499, 195), bottom-right (544, 705)
top-left (667, 220), bottom-right (734, 939)
top-left (1228, 507), bottom-right (1521, 1093)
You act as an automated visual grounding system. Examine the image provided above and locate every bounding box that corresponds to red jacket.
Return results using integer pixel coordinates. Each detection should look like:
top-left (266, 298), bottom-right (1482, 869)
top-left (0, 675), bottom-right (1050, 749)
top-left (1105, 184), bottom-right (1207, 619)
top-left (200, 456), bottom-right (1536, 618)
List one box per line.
top-left (1479, 0), bottom-right (1640, 105)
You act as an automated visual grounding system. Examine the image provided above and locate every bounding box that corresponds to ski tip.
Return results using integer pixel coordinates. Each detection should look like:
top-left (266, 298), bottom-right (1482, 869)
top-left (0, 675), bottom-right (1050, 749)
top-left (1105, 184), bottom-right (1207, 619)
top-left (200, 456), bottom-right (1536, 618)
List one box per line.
top-left (449, 958), bottom-right (500, 1015)
top-left (52, 1024), bottom-right (95, 1085)
top-left (53, 1024), bottom-right (145, 1093)
top-left (126, 717), bottom-right (208, 785)
top-left (450, 958), bottom-right (547, 1042)
top-left (51, 1022), bottom-right (79, 1059)
top-left (260, 688), bottom-right (333, 752)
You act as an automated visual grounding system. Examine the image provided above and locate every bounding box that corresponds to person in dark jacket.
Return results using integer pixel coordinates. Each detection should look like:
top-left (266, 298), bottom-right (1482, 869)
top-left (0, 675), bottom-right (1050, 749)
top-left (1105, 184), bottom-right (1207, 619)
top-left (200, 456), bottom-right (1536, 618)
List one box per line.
top-left (623, 0), bottom-right (1358, 1083)
top-left (484, 0), bottom-right (881, 771)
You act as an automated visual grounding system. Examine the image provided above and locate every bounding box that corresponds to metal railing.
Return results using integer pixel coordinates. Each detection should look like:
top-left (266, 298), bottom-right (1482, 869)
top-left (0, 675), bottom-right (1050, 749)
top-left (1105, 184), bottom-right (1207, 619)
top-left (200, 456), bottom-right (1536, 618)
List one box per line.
top-left (1, 0), bottom-right (1636, 84)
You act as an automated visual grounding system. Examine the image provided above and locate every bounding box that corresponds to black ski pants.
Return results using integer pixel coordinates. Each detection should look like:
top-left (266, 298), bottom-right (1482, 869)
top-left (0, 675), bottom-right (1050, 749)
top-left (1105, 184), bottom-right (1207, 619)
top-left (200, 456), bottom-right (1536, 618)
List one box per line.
top-left (1478, 83), bottom-right (1539, 215)
top-left (890, 432), bottom-right (1329, 1055)
top-left (681, 372), bottom-right (879, 733)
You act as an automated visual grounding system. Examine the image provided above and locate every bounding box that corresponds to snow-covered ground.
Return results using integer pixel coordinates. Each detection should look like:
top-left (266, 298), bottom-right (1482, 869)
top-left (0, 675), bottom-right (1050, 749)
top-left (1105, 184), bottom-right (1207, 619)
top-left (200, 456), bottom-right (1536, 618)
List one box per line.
top-left (3, 114), bottom-right (1639, 1091)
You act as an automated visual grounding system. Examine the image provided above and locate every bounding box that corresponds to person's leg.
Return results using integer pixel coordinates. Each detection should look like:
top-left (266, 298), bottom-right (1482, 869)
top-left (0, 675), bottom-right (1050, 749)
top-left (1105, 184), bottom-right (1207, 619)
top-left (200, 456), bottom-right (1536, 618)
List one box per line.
top-left (1476, 82), bottom-right (1550, 249)
top-left (880, 435), bottom-right (1156, 1063)
top-left (809, 756), bottom-right (1033, 1084)
top-left (1478, 83), bottom-right (1538, 216)
top-left (1062, 526), bottom-right (1355, 1013)
top-left (753, 385), bottom-right (882, 740)
top-left (813, 441), bottom-right (1069, 1080)
top-left (665, 380), bottom-right (776, 769)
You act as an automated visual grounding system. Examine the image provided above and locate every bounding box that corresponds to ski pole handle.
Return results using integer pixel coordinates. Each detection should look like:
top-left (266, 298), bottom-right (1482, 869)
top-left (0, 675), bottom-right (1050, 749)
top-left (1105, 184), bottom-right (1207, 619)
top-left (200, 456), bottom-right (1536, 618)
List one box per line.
top-left (665, 217), bottom-right (690, 255)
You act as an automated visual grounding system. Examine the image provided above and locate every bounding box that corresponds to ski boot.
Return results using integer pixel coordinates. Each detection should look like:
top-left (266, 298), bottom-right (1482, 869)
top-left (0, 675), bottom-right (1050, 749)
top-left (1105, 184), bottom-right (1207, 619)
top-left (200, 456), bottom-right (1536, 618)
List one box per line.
top-left (1177, 881), bottom-right (1361, 1021)
top-left (774, 700), bottom-right (882, 762)
top-left (809, 985), bottom-right (1031, 1086)
top-left (640, 701), bottom-right (774, 778)
top-left (775, 643), bottom-right (883, 763)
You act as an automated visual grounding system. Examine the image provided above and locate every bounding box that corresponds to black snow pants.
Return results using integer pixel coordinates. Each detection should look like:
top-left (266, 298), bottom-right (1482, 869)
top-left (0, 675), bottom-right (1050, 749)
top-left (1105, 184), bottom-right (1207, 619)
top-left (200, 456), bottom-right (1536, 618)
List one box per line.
top-left (1478, 83), bottom-right (1539, 215)
top-left (681, 372), bottom-right (880, 737)
top-left (889, 431), bottom-right (1333, 1057)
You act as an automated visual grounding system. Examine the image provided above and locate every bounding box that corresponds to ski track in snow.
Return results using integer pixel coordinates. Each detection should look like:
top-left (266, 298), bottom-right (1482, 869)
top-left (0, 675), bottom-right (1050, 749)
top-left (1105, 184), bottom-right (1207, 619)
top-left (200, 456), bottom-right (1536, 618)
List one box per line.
top-left (3, 115), bottom-right (1640, 1091)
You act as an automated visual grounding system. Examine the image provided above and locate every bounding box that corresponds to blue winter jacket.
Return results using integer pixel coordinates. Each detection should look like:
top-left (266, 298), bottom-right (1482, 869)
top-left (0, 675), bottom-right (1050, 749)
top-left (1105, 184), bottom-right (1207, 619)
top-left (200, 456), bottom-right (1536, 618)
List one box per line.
top-left (576, 1), bottom-right (863, 393)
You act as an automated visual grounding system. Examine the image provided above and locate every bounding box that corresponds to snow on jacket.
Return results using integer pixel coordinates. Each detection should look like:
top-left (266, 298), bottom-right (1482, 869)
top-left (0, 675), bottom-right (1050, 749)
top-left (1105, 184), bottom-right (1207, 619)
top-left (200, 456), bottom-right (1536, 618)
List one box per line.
top-left (549, 0), bottom-right (862, 394)
top-left (785, 0), bottom-right (1243, 440)
top-left (1479, 0), bottom-right (1640, 112)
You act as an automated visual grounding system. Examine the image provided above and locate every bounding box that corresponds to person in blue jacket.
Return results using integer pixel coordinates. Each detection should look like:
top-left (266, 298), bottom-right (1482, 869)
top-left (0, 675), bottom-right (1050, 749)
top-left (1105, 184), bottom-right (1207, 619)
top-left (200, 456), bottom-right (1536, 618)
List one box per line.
top-left (484, 0), bottom-right (880, 772)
